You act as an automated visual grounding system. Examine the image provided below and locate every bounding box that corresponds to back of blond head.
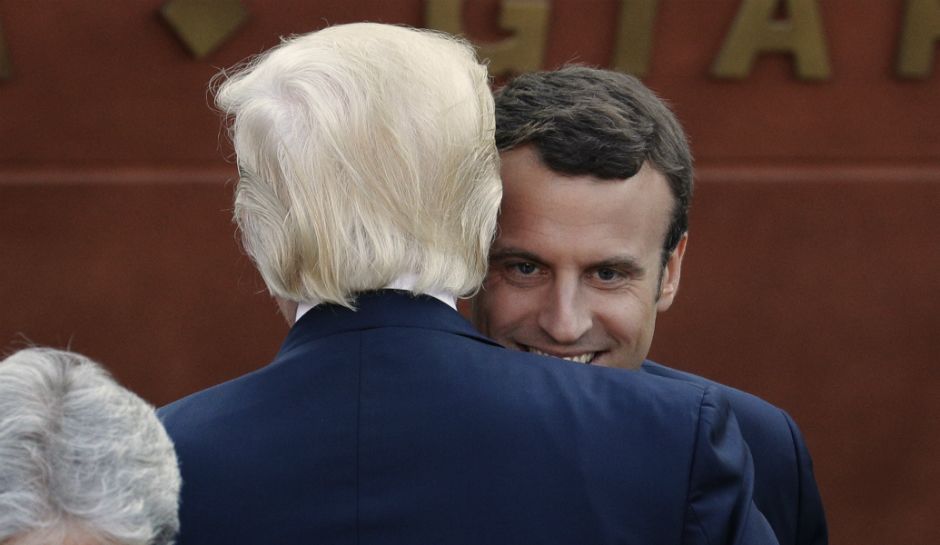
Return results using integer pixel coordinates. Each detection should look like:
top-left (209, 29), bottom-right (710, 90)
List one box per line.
top-left (215, 23), bottom-right (501, 307)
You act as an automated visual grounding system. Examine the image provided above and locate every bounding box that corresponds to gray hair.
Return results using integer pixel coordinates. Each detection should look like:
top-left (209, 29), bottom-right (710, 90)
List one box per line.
top-left (215, 23), bottom-right (502, 308)
top-left (0, 348), bottom-right (180, 545)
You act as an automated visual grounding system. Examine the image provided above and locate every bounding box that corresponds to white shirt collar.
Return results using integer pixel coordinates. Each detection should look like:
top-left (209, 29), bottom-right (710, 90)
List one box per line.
top-left (294, 273), bottom-right (457, 323)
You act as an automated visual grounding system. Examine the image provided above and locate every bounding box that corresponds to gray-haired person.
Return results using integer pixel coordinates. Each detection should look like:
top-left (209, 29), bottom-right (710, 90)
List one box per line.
top-left (0, 348), bottom-right (180, 545)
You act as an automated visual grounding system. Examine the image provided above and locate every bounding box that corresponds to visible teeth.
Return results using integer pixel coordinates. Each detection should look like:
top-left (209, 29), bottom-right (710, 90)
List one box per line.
top-left (530, 348), bottom-right (594, 364)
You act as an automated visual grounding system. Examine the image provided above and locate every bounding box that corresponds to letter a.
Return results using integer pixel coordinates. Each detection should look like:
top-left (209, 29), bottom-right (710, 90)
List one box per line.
top-left (712, 0), bottom-right (830, 80)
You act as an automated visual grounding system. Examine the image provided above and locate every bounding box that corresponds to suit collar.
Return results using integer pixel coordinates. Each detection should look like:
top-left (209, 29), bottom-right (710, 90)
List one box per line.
top-left (294, 274), bottom-right (457, 322)
top-left (278, 290), bottom-right (500, 355)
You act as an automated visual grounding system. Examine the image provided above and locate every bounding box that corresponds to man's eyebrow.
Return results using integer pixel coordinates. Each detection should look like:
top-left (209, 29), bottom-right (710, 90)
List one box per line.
top-left (591, 256), bottom-right (645, 277)
top-left (488, 248), bottom-right (544, 263)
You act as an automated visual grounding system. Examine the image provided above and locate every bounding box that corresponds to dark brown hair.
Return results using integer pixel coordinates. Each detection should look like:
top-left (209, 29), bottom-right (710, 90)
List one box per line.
top-left (494, 66), bottom-right (693, 265)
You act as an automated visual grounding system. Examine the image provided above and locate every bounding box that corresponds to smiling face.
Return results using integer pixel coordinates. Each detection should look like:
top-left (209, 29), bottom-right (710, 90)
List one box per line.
top-left (474, 146), bottom-right (687, 369)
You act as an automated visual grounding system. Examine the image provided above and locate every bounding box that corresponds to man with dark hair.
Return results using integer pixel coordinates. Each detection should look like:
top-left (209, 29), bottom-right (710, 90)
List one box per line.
top-left (474, 66), bottom-right (827, 545)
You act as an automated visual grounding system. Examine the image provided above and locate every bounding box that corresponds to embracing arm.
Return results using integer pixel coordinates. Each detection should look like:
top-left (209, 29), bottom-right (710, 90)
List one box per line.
top-left (782, 411), bottom-right (828, 545)
top-left (684, 385), bottom-right (778, 545)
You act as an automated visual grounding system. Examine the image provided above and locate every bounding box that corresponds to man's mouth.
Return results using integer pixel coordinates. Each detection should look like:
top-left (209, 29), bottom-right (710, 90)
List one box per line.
top-left (526, 347), bottom-right (596, 364)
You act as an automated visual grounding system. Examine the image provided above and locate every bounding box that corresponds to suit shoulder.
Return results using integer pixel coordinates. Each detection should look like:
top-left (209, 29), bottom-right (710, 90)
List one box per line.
top-left (641, 360), bottom-right (790, 430)
top-left (158, 364), bottom-right (271, 442)
top-left (496, 348), bottom-right (719, 425)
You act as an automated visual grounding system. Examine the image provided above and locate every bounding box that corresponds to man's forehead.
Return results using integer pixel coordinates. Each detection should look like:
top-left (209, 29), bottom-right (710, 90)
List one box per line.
top-left (497, 147), bottom-right (674, 255)
top-left (499, 146), bottom-right (672, 206)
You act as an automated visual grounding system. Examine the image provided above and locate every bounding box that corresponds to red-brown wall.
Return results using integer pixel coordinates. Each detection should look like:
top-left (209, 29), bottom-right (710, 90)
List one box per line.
top-left (2, 2), bottom-right (938, 544)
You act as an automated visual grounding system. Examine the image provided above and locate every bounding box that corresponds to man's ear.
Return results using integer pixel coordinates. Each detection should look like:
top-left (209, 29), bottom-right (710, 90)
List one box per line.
top-left (275, 297), bottom-right (299, 326)
top-left (456, 297), bottom-right (474, 321)
top-left (657, 232), bottom-right (688, 312)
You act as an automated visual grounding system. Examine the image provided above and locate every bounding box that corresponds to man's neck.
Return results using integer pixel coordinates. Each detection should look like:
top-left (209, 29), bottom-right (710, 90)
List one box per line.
top-left (294, 273), bottom-right (457, 323)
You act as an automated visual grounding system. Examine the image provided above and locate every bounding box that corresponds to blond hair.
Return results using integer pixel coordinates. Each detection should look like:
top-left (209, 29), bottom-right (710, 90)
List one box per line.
top-left (215, 23), bottom-right (501, 307)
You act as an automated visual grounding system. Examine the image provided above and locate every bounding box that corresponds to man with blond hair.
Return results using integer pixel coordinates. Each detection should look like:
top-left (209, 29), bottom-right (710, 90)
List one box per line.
top-left (159, 23), bottom-right (776, 545)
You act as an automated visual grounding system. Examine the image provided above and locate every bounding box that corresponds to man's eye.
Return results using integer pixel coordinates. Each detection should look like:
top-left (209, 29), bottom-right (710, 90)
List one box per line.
top-left (512, 262), bottom-right (538, 275)
top-left (592, 267), bottom-right (632, 287)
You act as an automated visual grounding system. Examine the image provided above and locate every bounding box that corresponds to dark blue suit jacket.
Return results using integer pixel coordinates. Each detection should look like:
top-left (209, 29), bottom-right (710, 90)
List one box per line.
top-left (642, 361), bottom-right (827, 545)
top-left (160, 291), bottom-right (776, 545)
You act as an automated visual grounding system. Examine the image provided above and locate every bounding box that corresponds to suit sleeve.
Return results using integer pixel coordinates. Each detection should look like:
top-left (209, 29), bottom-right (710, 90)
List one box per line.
top-left (782, 411), bottom-right (828, 545)
top-left (683, 385), bottom-right (779, 545)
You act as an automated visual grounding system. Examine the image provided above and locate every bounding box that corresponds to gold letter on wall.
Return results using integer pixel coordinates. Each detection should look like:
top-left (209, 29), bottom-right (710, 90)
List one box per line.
top-left (897, 0), bottom-right (940, 78)
top-left (712, 0), bottom-right (830, 80)
top-left (612, 0), bottom-right (659, 77)
top-left (0, 21), bottom-right (11, 81)
top-left (426, 0), bottom-right (550, 77)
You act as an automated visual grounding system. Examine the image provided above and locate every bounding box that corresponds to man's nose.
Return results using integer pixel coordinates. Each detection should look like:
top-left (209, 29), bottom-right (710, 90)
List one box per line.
top-left (537, 281), bottom-right (592, 344)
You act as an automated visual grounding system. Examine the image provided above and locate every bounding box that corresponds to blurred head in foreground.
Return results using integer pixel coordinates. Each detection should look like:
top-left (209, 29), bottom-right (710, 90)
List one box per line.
top-left (216, 22), bottom-right (501, 314)
top-left (0, 348), bottom-right (180, 545)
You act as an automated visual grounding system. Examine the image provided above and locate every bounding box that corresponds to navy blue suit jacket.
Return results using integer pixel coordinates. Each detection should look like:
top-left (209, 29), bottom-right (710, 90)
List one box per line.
top-left (160, 291), bottom-right (776, 545)
top-left (642, 361), bottom-right (827, 545)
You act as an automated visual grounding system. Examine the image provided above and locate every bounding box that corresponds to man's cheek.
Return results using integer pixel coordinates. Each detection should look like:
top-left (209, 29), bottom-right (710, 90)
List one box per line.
top-left (472, 289), bottom-right (504, 335)
top-left (481, 267), bottom-right (505, 288)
